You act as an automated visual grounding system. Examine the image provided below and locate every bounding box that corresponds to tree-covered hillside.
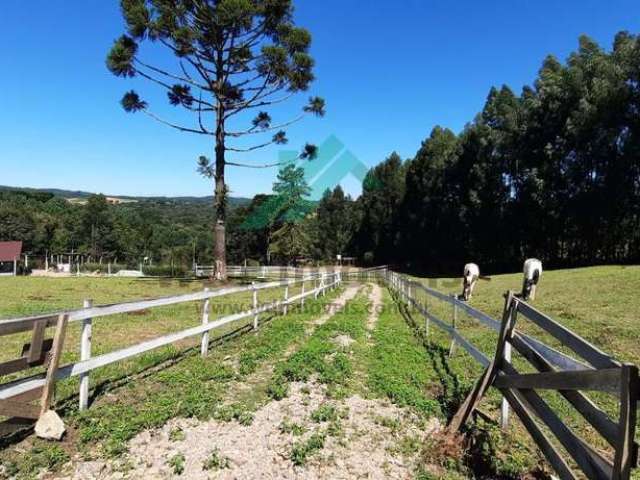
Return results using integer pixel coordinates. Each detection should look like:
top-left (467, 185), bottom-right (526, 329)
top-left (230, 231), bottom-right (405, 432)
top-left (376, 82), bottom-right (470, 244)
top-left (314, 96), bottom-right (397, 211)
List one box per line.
top-left (3, 32), bottom-right (640, 275)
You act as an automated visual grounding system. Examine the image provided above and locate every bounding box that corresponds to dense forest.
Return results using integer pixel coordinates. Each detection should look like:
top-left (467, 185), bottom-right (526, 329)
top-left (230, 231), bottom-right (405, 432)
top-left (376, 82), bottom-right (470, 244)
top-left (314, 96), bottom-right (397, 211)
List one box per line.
top-left (2, 32), bottom-right (640, 274)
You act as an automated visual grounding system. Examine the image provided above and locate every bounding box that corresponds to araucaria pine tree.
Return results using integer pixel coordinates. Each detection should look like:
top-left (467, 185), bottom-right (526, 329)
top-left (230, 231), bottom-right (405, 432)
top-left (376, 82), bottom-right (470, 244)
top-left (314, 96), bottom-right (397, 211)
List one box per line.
top-left (107, 0), bottom-right (325, 279)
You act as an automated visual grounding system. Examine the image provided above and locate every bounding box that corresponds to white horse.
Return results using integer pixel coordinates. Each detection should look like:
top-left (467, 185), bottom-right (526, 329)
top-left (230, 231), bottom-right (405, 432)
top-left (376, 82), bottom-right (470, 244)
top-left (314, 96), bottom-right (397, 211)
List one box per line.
top-left (522, 258), bottom-right (542, 300)
top-left (461, 263), bottom-right (480, 301)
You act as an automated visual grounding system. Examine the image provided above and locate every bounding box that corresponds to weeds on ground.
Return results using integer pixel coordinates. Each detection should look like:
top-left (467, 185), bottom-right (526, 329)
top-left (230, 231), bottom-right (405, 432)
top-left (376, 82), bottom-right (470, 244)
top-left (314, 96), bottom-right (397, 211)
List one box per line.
top-left (167, 452), bottom-right (185, 475)
top-left (279, 419), bottom-right (306, 436)
top-left (202, 448), bottom-right (230, 471)
top-left (268, 293), bottom-right (368, 400)
top-left (310, 403), bottom-right (338, 422)
top-left (169, 426), bottom-right (185, 442)
top-left (366, 290), bottom-right (442, 418)
top-left (0, 287), bottom-right (343, 480)
top-left (0, 443), bottom-right (69, 480)
top-left (384, 289), bottom-right (542, 479)
top-left (290, 432), bottom-right (326, 466)
top-left (213, 403), bottom-right (255, 426)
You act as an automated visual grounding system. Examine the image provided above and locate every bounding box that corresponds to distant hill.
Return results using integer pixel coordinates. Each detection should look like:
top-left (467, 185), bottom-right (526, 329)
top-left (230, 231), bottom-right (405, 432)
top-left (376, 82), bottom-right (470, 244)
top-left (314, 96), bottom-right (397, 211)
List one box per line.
top-left (0, 185), bottom-right (252, 208)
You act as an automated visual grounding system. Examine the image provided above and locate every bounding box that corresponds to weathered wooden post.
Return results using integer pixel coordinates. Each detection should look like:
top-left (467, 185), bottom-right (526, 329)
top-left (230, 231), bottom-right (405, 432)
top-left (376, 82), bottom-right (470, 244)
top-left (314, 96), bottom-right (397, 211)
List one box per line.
top-left (201, 288), bottom-right (211, 357)
top-left (301, 280), bottom-right (306, 308)
top-left (252, 282), bottom-right (259, 330)
top-left (79, 299), bottom-right (93, 411)
top-left (449, 297), bottom-right (458, 357)
top-left (40, 314), bottom-right (69, 417)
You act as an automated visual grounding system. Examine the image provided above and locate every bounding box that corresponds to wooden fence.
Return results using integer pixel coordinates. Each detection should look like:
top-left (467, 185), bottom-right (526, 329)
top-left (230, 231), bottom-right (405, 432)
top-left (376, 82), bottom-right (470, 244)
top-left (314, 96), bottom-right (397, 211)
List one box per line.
top-left (0, 272), bottom-right (341, 423)
top-left (383, 269), bottom-right (639, 480)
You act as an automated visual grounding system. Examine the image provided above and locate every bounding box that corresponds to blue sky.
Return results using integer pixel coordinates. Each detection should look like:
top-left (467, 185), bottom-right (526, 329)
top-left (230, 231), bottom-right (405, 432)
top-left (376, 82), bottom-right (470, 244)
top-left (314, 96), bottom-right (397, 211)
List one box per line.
top-left (1, 0), bottom-right (639, 198)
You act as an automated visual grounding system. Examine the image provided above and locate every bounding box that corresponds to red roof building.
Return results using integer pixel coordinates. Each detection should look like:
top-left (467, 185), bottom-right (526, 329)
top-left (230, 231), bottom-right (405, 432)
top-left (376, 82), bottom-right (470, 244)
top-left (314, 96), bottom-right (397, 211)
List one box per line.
top-left (0, 241), bottom-right (23, 262)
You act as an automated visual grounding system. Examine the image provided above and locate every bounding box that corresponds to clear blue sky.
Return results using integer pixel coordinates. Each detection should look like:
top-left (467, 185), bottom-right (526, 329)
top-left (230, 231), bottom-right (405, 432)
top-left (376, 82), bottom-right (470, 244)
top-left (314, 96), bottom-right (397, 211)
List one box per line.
top-left (1, 0), bottom-right (639, 198)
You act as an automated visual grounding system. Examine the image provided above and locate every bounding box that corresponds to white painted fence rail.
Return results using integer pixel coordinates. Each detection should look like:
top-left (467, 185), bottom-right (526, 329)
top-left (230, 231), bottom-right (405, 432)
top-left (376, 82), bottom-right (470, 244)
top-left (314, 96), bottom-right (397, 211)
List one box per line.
top-left (0, 272), bottom-right (342, 411)
top-left (194, 265), bottom-right (386, 279)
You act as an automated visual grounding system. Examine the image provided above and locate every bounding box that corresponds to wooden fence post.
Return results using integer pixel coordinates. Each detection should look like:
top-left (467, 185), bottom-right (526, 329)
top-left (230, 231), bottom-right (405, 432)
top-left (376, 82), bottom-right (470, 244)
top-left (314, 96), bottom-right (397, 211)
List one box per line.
top-left (201, 288), bottom-right (211, 357)
top-left (301, 281), bottom-right (306, 308)
top-left (425, 289), bottom-right (430, 339)
top-left (252, 282), bottom-right (259, 330)
top-left (283, 284), bottom-right (289, 315)
top-left (79, 299), bottom-right (93, 411)
top-left (40, 314), bottom-right (69, 417)
top-left (449, 298), bottom-right (458, 357)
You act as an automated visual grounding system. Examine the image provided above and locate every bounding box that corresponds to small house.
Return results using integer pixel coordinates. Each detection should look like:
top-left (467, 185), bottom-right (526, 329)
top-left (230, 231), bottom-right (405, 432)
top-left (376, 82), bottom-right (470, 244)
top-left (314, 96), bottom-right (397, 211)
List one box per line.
top-left (0, 241), bottom-right (23, 276)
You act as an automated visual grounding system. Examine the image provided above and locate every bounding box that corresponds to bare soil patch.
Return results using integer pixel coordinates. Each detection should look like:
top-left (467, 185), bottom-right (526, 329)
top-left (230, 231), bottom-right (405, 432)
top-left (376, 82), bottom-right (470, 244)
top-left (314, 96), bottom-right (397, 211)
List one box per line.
top-left (61, 382), bottom-right (432, 479)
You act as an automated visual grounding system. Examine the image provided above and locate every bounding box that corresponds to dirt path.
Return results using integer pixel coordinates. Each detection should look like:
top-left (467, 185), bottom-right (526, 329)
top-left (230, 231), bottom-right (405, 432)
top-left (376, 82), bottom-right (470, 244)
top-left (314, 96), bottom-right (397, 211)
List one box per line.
top-left (366, 282), bottom-right (383, 333)
top-left (56, 283), bottom-right (435, 480)
top-left (307, 283), bottom-right (361, 332)
top-left (218, 283), bottom-right (362, 403)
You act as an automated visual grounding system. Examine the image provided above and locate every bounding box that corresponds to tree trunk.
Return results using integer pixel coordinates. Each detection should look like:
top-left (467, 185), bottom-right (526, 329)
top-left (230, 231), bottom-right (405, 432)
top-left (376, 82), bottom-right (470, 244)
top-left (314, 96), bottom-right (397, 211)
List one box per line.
top-left (213, 101), bottom-right (227, 281)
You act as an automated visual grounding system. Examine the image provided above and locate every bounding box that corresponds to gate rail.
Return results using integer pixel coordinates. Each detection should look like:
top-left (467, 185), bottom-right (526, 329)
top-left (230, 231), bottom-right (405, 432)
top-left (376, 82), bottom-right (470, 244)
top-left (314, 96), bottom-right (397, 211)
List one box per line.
top-left (383, 269), bottom-right (639, 480)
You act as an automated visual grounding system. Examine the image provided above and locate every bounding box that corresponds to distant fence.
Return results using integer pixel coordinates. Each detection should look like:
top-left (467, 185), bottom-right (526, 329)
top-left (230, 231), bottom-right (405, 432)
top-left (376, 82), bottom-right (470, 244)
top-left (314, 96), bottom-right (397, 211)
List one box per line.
top-left (383, 269), bottom-right (639, 480)
top-left (194, 265), bottom-right (384, 280)
top-left (0, 272), bottom-right (341, 423)
top-left (195, 265), bottom-right (319, 278)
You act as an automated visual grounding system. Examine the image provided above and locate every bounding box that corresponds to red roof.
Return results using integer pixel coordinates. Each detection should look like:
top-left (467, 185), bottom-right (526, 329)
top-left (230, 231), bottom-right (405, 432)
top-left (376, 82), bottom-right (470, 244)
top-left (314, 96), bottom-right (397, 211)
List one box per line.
top-left (0, 241), bottom-right (22, 262)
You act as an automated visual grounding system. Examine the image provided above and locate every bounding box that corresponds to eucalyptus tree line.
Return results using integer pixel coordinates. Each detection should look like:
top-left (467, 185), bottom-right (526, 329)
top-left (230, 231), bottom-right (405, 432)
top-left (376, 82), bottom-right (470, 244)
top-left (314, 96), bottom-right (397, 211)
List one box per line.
top-left (355, 32), bottom-right (640, 273)
top-left (107, 0), bottom-right (325, 279)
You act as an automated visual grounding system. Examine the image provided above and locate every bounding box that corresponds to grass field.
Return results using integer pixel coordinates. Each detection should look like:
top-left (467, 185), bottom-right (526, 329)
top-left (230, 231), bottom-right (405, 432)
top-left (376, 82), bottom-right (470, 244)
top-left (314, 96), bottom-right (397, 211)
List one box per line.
top-left (0, 276), bottom-right (344, 478)
top-left (0, 266), bottom-right (638, 479)
top-left (405, 264), bottom-right (640, 479)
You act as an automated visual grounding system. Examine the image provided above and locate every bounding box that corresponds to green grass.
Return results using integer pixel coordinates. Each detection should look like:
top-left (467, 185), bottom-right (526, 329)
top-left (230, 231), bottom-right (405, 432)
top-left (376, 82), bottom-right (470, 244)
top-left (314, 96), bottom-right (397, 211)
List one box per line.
top-left (2, 267), bottom-right (639, 479)
top-left (167, 452), bottom-right (185, 475)
top-left (0, 277), bottom-right (342, 478)
top-left (375, 288), bottom-right (541, 478)
top-left (290, 432), bottom-right (326, 466)
top-left (202, 448), bottom-right (230, 471)
top-left (412, 265), bottom-right (640, 365)
top-left (400, 265), bottom-right (640, 479)
top-left (366, 289), bottom-right (444, 418)
top-left (267, 290), bottom-right (369, 400)
top-left (0, 275), bottom-right (317, 406)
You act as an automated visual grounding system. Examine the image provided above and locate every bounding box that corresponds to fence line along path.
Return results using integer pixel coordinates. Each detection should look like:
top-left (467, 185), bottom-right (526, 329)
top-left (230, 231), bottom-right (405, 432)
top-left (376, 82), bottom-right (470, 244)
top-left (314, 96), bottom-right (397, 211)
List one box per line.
top-left (383, 269), bottom-right (638, 480)
top-left (0, 272), bottom-right (342, 428)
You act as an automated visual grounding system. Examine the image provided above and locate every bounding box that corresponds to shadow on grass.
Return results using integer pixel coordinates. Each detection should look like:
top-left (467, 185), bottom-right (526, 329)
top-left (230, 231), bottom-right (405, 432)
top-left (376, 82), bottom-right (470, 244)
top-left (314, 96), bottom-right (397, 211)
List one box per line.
top-left (0, 312), bottom-right (279, 449)
top-left (388, 288), bottom-right (549, 480)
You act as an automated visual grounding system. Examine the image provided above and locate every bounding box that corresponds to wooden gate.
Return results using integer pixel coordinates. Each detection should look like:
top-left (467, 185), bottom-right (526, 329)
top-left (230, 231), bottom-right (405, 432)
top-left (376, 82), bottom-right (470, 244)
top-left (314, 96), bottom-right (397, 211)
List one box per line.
top-left (448, 291), bottom-right (639, 480)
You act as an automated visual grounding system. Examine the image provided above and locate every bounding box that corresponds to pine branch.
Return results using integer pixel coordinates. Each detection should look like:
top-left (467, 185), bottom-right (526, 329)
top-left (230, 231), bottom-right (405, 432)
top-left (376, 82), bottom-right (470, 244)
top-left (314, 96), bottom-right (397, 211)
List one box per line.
top-left (225, 91), bottom-right (295, 118)
top-left (225, 160), bottom-right (286, 168)
top-left (227, 114), bottom-right (304, 137)
top-left (135, 59), bottom-right (209, 91)
top-left (226, 140), bottom-right (274, 152)
top-left (142, 108), bottom-right (212, 135)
